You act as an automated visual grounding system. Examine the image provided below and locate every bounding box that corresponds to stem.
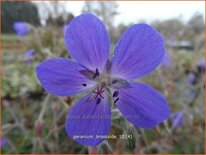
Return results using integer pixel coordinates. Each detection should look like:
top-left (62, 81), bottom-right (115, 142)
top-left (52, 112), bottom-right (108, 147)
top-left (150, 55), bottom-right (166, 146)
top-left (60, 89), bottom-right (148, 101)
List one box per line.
top-left (88, 146), bottom-right (98, 154)
top-left (102, 140), bottom-right (114, 153)
top-left (3, 102), bottom-right (27, 135)
top-left (37, 94), bottom-right (51, 121)
top-left (33, 94), bottom-right (51, 153)
top-left (135, 127), bottom-right (148, 147)
top-left (58, 97), bottom-right (69, 109)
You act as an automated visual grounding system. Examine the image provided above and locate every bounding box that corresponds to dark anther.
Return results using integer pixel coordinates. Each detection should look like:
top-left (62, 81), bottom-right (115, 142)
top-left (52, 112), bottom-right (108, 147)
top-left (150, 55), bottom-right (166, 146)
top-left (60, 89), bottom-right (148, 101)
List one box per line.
top-left (96, 98), bottom-right (101, 104)
top-left (112, 79), bottom-right (117, 84)
top-left (114, 97), bottom-right (119, 103)
top-left (113, 91), bottom-right (119, 98)
top-left (82, 83), bottom-right (87, 87)
top-left (93, 74), bottom-right (97, 79)
top-left (93, 68), bottom-right (100, 79)
top-left (95, 68), bottom-right (99, 75)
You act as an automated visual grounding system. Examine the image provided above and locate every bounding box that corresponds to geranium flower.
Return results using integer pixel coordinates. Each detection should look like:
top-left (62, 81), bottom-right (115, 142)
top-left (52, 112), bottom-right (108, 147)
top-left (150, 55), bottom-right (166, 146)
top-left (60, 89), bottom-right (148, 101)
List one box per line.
top-left (36, 14), bottom-right (170, 146)
top-left (13, 22), bottom-right (31, 37)
top-left (196, 58), bottom-right (205, 73)
top-left (187, 73), bottom-right (197, 85)
top-left (0, 138), bottom-right (6, 148)
top-left (25, 49), bottom-right (35, 64)
top-left (172, 112), bottom-right (184, 129)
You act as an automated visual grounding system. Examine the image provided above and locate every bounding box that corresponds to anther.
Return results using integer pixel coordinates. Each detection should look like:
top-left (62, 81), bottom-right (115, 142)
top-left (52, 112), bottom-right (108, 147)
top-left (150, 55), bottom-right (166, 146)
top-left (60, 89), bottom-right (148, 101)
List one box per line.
top-left (113, 91), bottom-right (119, 98)
top-left (92, 68), bottom-right (100, 79)
top-left (114, 97), bottom-right (119, 103)
top-left (95, 68), bottom-right (99, 75)
top-left (96, 98), bottom-right (101, 104)
top-left (82, 83), bottom-right (87, 87)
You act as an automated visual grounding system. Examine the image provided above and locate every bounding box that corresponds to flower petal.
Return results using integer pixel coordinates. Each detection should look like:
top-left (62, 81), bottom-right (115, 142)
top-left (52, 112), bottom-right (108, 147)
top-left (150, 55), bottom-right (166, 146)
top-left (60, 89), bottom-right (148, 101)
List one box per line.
top-left (65, 93), bottom-right (111, 146)
top-left (111, 24), bottom-right (165, 80)
top-left (65, 14), bottom-right (110, 72)
top-left (114, 82), bottom-right (170, 128)
top-left (36, 58), bottom-right (96, 96)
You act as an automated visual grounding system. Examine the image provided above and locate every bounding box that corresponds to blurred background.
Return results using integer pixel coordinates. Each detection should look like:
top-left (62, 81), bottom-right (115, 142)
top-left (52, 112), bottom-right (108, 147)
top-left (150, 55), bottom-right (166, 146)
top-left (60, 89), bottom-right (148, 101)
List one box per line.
top-left (1, 1), bottom-right (205, 154)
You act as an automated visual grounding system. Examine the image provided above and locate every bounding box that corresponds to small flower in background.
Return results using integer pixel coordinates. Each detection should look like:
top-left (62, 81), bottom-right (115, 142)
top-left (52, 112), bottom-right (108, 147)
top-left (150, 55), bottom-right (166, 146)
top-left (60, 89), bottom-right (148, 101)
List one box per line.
top-left (196, 58), bottom-right (205, 73)
top-left (13, 22), bottom-right (31, 37)
top-left (36, 14), bottom-right (170, 146)
top-left (25, 49), bottom-right (35, 64)
top-left (187, 73), bottom-right (197, 85)
top-left (186, 58), bottom-right (205, 86)
top-left (161, 52), bottom-right (173, 69)
top-left (172, 112), bottom-right (184, 129)
top-left (0, 138), bottom-right (6, 148)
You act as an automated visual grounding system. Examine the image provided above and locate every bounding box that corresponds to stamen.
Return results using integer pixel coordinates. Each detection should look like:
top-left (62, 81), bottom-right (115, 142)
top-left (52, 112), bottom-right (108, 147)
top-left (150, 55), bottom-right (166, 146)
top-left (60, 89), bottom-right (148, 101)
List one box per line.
top-left (113, 91), bottom-right (119, 98)
top-left (114, 97), bottom-right (119, 103)
top-left (82, 83), bottom-right (87, 87)
top-left (93, 68), bottom-right (100, 79)
top-left (95, 68), bottom-right (99, 76)
top-left (96, 98), bottom-right (101, 104)
top-left (111, 78), bottom-right (131, 89)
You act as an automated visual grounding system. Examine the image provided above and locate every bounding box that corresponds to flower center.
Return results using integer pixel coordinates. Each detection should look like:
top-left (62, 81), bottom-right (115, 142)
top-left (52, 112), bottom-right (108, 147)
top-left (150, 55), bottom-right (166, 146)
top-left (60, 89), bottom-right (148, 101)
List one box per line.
top-left (92, 82), bottom-right (105, 99)
top-left (79, 65), bottom-right (131, 104)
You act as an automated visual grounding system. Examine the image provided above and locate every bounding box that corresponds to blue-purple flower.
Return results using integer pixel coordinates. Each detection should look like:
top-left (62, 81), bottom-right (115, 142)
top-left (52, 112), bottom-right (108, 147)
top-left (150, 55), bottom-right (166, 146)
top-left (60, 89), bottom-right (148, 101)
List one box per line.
top-left (25, 49), bottom-right (35, 64)
top-left (0, 138), bottom-right (6, 148)
top-left (187, 73), bottom-right (197, 85)
top-left (13, 22), bottom-right (31, 37)
top-left (197, 58), bottom-right (205, 73)
top-left (172, 112), bottom-right (184, 129)
top-left (36, 14), bottom-right (170, 146)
